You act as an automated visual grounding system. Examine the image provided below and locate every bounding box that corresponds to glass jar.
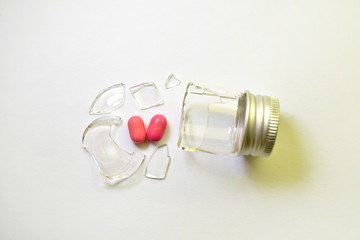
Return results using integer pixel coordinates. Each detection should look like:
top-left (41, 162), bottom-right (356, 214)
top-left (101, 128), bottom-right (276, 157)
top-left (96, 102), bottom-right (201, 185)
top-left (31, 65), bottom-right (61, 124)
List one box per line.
top-left (177, 83), bottom-right (280, 157)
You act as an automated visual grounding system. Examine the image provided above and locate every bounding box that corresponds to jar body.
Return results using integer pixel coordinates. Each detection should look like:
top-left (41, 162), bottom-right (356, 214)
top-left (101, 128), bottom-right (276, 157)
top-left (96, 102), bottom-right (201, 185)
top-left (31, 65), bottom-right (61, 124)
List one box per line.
top-left (177, 83), bottom-right (280, 157)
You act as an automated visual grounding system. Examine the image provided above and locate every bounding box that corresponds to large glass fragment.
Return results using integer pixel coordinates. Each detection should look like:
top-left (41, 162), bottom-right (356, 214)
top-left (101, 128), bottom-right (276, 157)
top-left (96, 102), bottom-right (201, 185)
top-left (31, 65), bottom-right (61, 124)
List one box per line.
top-left (145, 144), bottom-right (171, 180)
top-left (82, 116), bottom-right (145, 182)
top-left (89, 83), bottom-right (125, 114)
top-left (178, 83), bottom-right (239, 155)
top-left (165, 74), bottom-right (181, 89)
top-left (129, 82), bottom-right (164, 109)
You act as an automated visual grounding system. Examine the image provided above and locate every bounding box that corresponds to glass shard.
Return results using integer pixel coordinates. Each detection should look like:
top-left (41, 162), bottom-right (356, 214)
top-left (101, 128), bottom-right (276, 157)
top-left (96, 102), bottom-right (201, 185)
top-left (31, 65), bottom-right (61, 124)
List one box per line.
top-left (145, 144), bottom-right (171, 180)
top-left (82, 116), bottom-right (145, 183)
top-left (165, 74), bottom-right (181, 89)
top-left (129, 82), bottom-right (164, 110)
top-left (89, 83), bottom-right (125, 115)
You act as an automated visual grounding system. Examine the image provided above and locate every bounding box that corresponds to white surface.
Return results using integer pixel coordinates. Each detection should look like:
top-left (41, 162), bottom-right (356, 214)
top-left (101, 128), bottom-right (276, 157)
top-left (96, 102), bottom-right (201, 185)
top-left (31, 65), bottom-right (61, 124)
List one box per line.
top-left (1, 0), bottom-right (360, 239)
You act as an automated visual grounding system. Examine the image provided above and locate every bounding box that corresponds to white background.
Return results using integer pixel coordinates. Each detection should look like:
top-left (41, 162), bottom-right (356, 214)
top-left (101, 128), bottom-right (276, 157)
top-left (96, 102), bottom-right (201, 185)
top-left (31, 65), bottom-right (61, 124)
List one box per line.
top-left (1, 0), bottom-right (360, 239)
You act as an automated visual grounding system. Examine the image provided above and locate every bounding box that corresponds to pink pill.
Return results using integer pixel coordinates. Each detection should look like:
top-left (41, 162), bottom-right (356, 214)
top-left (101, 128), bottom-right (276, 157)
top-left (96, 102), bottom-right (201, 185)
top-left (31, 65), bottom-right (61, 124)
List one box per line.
top-left (147, 114), bottom-right (167, 142)
top-left (128, 116), bottom-right (146, 144)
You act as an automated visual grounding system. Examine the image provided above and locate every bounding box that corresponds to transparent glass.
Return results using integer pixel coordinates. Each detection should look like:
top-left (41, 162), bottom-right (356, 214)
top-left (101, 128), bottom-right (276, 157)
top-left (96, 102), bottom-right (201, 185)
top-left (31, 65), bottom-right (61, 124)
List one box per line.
top-left (129, 82), bottom-right (164, 109)
top-left (178, 83), bottom-right (280, 157)
top-left (178, 83), bottom-right (240, 155)
top-left (165, 74), bottom-right (181, 89)
top-left (145, 144), bottom-right (171, 180)
top-left (89, 83), bottom-right (125, 114)
top-left (82, 116), bottom-right (145, 182)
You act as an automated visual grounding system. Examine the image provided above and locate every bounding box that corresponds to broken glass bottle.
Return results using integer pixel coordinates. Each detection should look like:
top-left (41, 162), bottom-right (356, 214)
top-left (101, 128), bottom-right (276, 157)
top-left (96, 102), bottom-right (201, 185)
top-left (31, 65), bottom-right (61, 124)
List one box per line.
top-left (178, 83), bottom-right (280, 157)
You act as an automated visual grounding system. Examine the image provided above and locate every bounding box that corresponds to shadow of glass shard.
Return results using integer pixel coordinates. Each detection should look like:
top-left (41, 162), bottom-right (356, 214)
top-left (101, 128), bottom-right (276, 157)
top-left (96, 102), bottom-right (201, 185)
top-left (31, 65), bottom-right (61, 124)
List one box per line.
top-left (145, 144), bottom-right (171, 180)
top-left (82, 116), bottom-right (145, 183)
top-left (165, 74), bottom-right (181, 89)
top-left (89, 83), bottom-right (125, 114)
top-left (129, 82), bottom-right (164, 110)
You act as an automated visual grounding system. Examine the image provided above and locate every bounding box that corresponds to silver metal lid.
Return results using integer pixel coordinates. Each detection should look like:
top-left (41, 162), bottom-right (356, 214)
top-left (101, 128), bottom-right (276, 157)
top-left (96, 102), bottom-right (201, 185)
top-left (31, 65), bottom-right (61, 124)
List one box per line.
top-left (237, 91), bottom-right (280, 157)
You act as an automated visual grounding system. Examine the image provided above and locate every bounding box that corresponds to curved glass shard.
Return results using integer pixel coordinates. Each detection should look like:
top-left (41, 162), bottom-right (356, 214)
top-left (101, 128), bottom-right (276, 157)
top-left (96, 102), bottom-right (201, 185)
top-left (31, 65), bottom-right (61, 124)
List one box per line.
top-left (145, 144), bottom-right (171, 180)
top-left (165, 74), bottom-right (181, 89)
top-left (89, 83), bottom-right (125, 115)
top-left (129, 82), bottom-right (164, 110)
top-left (82, 116), bottom-right (145, 182)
